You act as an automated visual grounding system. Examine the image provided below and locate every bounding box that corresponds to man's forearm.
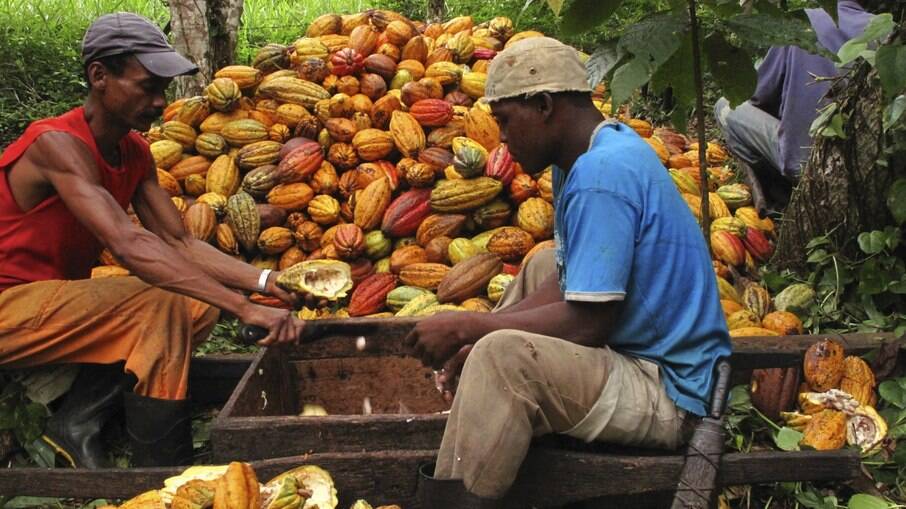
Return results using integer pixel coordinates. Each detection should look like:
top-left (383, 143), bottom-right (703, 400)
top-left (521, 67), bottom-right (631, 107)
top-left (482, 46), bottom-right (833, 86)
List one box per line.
top-left (112, 228), bottom-right (250, 317)
top-left (177, 237), bottom-right (269, 293)
top-left (473, 300), bottom-right (618, 348)
top-left (495, 274), bottom-right (563, 314)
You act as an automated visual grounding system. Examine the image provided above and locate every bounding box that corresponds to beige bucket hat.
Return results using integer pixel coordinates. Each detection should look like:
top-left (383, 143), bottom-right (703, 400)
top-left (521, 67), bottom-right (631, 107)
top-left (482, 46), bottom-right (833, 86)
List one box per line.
top-left (484, 36), bottom-right (592, 104)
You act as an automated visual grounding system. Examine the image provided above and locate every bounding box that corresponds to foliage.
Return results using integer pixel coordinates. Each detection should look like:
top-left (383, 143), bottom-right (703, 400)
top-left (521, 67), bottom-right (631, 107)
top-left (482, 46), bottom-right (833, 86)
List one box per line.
top-left (555, 0), bottom-right (836, 130)
top-left (194, 317), bottom-right (259, 356)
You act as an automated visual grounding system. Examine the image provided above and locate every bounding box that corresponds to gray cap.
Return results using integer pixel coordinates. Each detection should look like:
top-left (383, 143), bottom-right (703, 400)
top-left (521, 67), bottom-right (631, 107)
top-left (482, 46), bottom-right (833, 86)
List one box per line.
top-left (82, 12), bottom-right (198, 78)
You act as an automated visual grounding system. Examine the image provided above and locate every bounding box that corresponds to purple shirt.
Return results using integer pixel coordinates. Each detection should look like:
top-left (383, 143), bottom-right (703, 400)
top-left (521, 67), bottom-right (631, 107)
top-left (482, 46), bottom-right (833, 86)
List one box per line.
top-left (749, 1), bottom-right (873, 178)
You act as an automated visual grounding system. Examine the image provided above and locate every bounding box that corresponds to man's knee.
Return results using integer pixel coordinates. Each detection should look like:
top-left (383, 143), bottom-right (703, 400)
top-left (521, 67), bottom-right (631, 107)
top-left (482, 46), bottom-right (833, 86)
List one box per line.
top-left (468, 330), bottom-right (540, 380)
top-left (714, 97), bottom-right (730, 131)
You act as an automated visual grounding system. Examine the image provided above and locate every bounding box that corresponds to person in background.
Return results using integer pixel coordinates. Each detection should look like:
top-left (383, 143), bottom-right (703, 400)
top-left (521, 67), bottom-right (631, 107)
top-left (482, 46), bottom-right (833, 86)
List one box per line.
top-left (407, 37), bottom-right (731, 508)
top-left (715, 0), bottom-right (874, 209)
top-left (0, 12), bottom-right (304, 468)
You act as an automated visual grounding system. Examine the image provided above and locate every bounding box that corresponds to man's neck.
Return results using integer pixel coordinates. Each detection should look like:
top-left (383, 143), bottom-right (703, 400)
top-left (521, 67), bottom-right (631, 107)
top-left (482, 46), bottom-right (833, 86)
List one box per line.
top-left (83, 98), bottom-right (130, 163)
top-left (554, 108), bottom-right (606, 172)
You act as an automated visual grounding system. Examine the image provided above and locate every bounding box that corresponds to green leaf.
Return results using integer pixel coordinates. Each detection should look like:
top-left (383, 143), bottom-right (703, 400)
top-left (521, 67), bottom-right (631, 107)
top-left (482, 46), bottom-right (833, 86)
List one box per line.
top-left (610, 57), bottom-right (650, 109)
top-left (705, 31), bottom-right (757, 107)
top-left (728, 384), bottom-right (752, 412)
top-left (561, 0), bottom-right (625, 35)
top-left (879, 379), bottom-right (906, 408)
top-left (892, 439), bottom-right (906, 466)
top-left (773, 426), bottom-right (803, 451)
top-left (810, 102), bottom-right (838, 138)
top-left (546, 0), bottom-right (565, 16)
top-left (847, 494), bottom-right (890, 509)
top-left (875, 44), bottom-right (906, 99)
top-left (858, 231), bottom-right (888, 255)
top-left (585, 41), bottom-right (628, 88)
top-left (2, 496), bottom-right (63, 508)
top-left (618, 11), bottom-right (688, 68)
top-left (651, 30), bottom-right (696, 131)
top-left (723, 13), bottom-right (821, 55)
top-left (837, 13), bottom-right (895, 66)
top-left (883, 95), bottom-right (906, 131)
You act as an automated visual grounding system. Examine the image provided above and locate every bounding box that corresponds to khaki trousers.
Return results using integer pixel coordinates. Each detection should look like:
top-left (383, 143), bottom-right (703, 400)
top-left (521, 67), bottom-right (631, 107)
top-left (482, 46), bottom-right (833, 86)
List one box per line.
top-left (435, 249), bottom-right (689, 499)
top-left (0, 276), bottom-right (219, 400)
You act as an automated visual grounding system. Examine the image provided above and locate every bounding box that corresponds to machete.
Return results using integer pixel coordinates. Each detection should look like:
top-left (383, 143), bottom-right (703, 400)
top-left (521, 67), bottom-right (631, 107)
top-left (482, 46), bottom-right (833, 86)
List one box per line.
top-left (238, 317), bottom-right (419, 345)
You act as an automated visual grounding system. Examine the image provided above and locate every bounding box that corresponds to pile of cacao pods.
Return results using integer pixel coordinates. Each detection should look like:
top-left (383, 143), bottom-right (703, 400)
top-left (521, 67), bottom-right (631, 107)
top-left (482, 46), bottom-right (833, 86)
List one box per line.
top-left (88, 8), bottom-right (798, 323)
top-left (109, 460), bottom-right (394, 509)
top-left (750, 338), bottom-right (887, 453)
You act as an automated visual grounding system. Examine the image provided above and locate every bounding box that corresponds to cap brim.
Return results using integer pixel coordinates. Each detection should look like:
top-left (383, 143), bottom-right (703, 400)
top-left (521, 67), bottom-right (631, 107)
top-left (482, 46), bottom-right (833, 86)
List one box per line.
top-left (135, 51), bottom-right (198, 78)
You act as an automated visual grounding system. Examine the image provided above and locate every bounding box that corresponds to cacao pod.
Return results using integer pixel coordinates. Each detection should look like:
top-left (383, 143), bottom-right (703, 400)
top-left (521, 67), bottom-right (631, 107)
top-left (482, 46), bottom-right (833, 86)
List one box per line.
top-left (226, 192), bottom-right (261, 254)
top-left (348, 272), bottom-right (397, 316)
top-left (803, 339), bottom-right (846, 392)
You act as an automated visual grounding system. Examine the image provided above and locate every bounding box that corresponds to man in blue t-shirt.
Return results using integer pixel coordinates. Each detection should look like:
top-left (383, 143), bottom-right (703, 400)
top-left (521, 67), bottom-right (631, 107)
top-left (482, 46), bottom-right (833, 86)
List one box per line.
top-left (406, 37), bottom-right (731, 507)
top-left (715, 1), bottom-right (873, 207)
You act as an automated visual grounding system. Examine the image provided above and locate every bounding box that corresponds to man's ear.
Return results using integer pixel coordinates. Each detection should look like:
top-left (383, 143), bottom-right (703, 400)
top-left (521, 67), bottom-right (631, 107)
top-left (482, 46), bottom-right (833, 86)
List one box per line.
top-left (86, 61), bottom-right (107, 91)
top-left (539, 92), bottom-right (555, 123)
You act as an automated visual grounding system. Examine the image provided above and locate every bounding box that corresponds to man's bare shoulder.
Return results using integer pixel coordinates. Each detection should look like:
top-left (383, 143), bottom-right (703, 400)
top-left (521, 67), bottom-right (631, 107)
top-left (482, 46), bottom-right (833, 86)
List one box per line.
top-left (22, 131), bottom-right (98, 179)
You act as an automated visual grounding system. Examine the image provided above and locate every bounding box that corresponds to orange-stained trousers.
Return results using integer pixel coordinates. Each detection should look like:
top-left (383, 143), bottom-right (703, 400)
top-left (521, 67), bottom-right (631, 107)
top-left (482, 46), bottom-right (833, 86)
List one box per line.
top-left (0, 276), bottom-right (219, 400)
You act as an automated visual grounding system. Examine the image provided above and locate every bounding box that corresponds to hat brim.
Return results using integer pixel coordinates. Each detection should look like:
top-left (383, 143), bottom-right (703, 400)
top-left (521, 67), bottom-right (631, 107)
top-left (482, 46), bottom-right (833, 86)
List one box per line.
top-left (135, 51), bottom-right (198, 78)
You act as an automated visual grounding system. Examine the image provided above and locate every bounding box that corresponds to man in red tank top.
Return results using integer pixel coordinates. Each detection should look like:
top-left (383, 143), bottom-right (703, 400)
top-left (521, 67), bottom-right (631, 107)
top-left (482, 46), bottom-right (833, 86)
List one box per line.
top-left (0, 13), bottom-right (305, 468)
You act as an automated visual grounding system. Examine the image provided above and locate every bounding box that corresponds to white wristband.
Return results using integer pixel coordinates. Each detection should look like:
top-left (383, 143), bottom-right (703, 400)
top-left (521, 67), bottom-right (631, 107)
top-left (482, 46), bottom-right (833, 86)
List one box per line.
top-left (256, 269), bottom-right (273, 293)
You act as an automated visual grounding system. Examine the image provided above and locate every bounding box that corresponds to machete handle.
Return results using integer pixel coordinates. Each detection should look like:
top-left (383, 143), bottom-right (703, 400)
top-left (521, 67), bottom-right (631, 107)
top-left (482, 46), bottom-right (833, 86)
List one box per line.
top-left (239, 324), bottom-right (269, 344)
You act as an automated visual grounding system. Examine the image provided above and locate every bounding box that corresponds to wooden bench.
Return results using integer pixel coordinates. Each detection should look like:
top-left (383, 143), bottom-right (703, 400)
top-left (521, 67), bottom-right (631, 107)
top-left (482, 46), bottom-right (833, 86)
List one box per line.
top-left (0, 448), bottom-right (861, 507)
top-left (0, 325), bottom-right (895, 506)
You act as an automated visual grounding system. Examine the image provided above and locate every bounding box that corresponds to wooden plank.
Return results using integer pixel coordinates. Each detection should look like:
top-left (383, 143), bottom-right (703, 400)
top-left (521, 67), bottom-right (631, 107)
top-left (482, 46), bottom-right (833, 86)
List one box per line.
top-left (215, 348), bottom-right (296, 419)
top-left (731, 332), bottom-right (898, 369)
top-left (211, 414), bottom-right (447, 461)
top-left (0, 449), bottom-right (860, 506)
top-left (188, 354), bottom-right (254, 405)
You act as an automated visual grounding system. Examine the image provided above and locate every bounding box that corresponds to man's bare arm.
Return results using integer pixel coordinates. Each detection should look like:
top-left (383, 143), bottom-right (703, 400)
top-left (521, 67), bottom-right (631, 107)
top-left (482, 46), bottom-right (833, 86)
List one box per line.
top-left (494, 273), bottom-right (563, 313)
top-left (27, 132), bottom-right (301, 344)
top-left (131, 172), bottom-right (285, 296)
top-left (407, 299), bottom-right (621, 369)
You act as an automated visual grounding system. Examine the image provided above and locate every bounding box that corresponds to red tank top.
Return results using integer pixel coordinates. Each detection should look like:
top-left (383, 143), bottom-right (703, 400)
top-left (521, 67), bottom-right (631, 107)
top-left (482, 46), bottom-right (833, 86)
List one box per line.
top-left (0, 107), bottom-right (150, 292)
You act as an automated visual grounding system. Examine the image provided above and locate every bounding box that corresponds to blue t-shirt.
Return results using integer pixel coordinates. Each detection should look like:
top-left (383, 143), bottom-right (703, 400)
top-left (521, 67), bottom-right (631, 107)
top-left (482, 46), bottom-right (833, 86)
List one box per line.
top-left (552, 122), bottom-right (732, 416)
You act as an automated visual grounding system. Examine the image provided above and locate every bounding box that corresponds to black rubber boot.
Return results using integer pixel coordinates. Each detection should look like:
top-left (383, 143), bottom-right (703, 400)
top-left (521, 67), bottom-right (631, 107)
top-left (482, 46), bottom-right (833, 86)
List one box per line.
top-left (123, 392), bottom-right (194, 467)
top-left (417, 463), bottom-right (504, 509)
top-left (41, 363), bottom-right (131, 469)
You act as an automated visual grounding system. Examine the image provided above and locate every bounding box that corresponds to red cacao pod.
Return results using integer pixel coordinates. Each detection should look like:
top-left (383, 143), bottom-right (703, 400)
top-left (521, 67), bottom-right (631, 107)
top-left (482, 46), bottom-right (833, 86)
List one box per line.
top-left (348, 272), bottom-right (397, 316)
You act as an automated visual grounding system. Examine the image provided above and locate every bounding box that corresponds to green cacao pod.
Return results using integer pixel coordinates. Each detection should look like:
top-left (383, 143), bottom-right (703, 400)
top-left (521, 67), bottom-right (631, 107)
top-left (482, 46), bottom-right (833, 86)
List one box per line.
top-left (226, 192), bottom-right (261, 253)
top-left (430, 177), bottom-right (503, 212)
top-left (774, 284), bottom-right (816, 314)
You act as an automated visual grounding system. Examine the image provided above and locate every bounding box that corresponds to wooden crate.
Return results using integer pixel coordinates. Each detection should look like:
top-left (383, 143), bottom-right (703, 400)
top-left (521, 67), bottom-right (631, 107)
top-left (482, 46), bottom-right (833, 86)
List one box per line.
top-left (211, 318), bottom-right (450, 461)
top-left (212, 319), bottom-right (897, 462)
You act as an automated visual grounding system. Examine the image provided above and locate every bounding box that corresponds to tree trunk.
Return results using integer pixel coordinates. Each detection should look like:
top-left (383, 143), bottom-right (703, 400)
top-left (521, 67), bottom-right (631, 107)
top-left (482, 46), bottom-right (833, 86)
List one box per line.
top-left (772, 60), bottom-right (894, 270)
top-left (169, 0), bottom-right (211, 98)
top-left (426, 0), bottom-right (446, 23)
top-left (209, 0), bottom-right (244, 72)
top-left (167, 0), bottom-right (244, 98)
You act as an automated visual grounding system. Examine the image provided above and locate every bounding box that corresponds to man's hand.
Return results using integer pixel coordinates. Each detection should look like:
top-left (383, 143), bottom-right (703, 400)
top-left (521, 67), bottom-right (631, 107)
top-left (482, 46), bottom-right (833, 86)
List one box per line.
top-left (435, 344), bottom-right (474, 403)
top-left (239, 303), bottom-right (304, 346)
top-left (405, 311), bottom-right (487, 370)
top-left (265, 271), bottom-right (300, 307)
